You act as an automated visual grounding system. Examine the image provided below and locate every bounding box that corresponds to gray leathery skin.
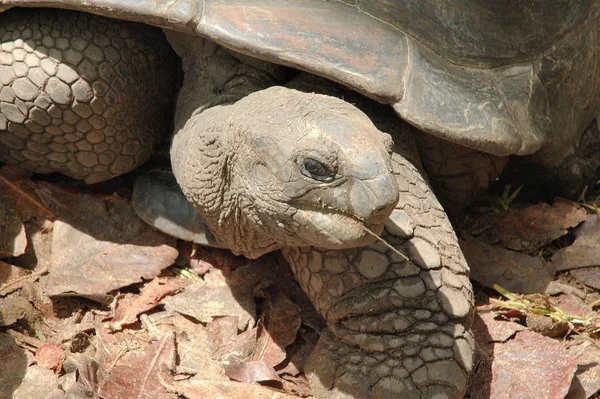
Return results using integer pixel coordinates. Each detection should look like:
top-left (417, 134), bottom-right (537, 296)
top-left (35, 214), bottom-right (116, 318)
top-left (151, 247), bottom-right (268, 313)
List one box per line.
top-left (282, 76), bottom-right (473, 397)
top-left (416, 132), bottom-right (509, 213)
top-left (0, 8), bottom-right (175, 183)
top-left (0, 10), bottom-right (474, 398)
top-left (171, 84), bottom-right (401, 259)
top-left (168, 33), bottom-right (400, 260)
top-left (167, 33), bottom-right (473, 397)
top-left (283, 147), bottom-right (474, 399)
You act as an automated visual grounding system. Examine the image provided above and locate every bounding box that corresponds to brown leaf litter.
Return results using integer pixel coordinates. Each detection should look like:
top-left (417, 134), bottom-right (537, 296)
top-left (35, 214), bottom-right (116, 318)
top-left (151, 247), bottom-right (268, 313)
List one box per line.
top-left (2, 168), bottom-right (600, 398)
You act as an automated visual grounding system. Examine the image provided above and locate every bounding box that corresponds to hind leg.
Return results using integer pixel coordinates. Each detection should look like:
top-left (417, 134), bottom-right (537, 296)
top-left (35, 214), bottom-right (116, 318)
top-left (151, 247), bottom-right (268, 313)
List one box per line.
top-left (0, 8), bottom-right (175, 183)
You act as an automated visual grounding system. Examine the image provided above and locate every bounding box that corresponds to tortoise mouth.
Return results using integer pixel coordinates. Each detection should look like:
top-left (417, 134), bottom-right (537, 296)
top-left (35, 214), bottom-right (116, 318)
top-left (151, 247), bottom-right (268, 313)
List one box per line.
top-left (293, 206), bottom-right (385, 249)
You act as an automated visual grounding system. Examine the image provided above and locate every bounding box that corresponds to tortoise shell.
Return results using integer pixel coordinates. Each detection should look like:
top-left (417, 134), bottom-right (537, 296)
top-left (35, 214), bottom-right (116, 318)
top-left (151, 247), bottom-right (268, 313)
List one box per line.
top-left (2, 0), bottom-right (598, 162)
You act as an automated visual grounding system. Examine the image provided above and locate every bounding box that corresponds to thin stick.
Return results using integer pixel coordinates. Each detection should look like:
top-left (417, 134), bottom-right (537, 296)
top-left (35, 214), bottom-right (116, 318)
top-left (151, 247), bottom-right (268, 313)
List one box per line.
top-left (0, 266), bottom-right (48, 296)
top-left (137, 334), bottom-right (171, 399)
top-left (361, 226), bottom-right (410, 261)
top-left (306, 209), bottom-right (411, 262)
top-left (0, 174), bottom-right (55, 218)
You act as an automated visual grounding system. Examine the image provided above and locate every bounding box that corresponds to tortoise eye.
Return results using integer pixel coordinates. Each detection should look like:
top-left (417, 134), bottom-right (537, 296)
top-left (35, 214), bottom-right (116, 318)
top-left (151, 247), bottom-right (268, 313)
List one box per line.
top-left (302, 158), bottom-right (336, 182)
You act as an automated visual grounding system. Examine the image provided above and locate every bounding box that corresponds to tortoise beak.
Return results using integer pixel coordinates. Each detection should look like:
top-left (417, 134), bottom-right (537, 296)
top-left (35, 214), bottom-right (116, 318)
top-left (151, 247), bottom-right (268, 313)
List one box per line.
top-left (347, 174), bottom-right (399, 226)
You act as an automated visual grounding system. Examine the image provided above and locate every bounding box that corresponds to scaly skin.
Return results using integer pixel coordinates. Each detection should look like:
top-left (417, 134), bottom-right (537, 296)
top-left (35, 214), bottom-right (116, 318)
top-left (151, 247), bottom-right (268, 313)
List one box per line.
top-left (1, 10), bottom-right (474, 398)
top-left (417, 132), bottom-right (508, 213)
top-left (168, 32), bottom-right (401, 260)
top-left (167, 35), bottom-right (474, 395)
top-left (278, 76), bottom-right (475, 397)
top-left (0, 8), bottom-right (175, 183)
top-left (282, 135), bottom-right (474, 399)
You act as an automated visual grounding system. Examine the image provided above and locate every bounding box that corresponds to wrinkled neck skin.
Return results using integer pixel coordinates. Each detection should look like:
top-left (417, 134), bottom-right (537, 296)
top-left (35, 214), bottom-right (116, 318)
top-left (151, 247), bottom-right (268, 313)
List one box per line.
top-left (170, 35), bottom-right (398, 259)
top-left (168, 33), bottom-right (288, 258)
top-left (172, 108), bottom-right (283, 258)
top-left (165, 31), bottom-right (286, 136)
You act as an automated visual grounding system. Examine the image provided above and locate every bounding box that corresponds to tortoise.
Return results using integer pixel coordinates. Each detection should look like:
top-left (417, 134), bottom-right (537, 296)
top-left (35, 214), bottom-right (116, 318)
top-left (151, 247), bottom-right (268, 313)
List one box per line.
top-left (1, 1), bottom-right (599, 398)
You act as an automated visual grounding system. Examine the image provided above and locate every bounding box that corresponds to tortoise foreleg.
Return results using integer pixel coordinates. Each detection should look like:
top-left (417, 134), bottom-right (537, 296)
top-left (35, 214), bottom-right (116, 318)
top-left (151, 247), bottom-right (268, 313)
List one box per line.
top-left (282, 148), bottom-right (474, 399)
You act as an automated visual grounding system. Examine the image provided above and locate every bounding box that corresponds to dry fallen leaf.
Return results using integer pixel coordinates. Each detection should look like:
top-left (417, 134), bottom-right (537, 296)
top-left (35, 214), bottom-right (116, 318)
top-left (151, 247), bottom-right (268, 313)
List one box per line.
top-left (0, 165), bottom-right (58, 259)
top-left (277, 328), bottom-right (317, 397)
top-left (460, 239), bottom-right (554, 293)
top-left (169, 379), bottom-right (299, 399)
top-left (99, 333), bottom-right (178, 399)
top-left (0, 182), bottom-right (181, 303)
top-left (62, 352), bottom-right (100, 396)
top-left (0, 333), bottom-right (29, 398)
top-left (0, 171), bottom-right (316, 398)
top-left (551, 215), bottom-right (600, 271)
top-left (0, 260), bottom-right (32, 296)
top-left (472, 311), bottom-right (527, 343)
top-left (253, 284), bottom-right (302, 367)
top-left (0, 198), bottom-right (27, 258)
top-left (180, 243), bottom-right (244, 276)
top-left (22, 280), bottom-right (56, 318)
top-left (162, 269), bottom-right (256, 331)
top-left (225, 360), bottom-right (282, 383)
top-left (0, 291), bottom-right (39, 327)
top-left (566, 340), bottom-right (600, 399)
top-left (570, 266), bottom-right (600, 290)
top-left (462, 198), bottom-right (586, 252)
top-left (277, 327), bottom-right (318, 378)
top-left (0, 165), bottom-right (53, 219)
top-left (34, 343), bottom-right (65, 371)
top-left (109, 277), bottom-right (189, 330)
top-left (550, 293), bottom-right (595, 320)
top-left (230, 257), bottom-right (326, 333)
top-left (490, 330), bottom-right (576, 398)
top-left (206, 316), bottom-right (257, 364)
top-left (42, 241), bottom-right (179, 303)
top-left (164, 313), bottom-right (227, 377)
top-left (11, 365), bottom-right (65, 399)
top-left (470, 311), bottom-right (577, 399)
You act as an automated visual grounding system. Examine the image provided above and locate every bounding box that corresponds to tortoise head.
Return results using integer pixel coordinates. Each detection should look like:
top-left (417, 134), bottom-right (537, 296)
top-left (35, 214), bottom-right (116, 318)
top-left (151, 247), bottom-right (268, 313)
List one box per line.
top-left (171, 87), bottom-right (399, 258)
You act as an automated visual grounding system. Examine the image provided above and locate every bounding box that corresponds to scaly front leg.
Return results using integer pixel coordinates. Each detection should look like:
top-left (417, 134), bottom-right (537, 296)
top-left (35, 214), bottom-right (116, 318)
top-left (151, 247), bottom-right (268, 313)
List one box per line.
top-left (283, 147), bottom-right (474, 399)
top-left (165, 31), bottom-right (473, 399)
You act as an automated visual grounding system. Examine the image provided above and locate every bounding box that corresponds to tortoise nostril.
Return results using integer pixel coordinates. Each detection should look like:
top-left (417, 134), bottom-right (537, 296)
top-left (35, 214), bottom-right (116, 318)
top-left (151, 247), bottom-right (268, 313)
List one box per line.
top-left (348, 175), bottom-right (399, 223)
top-left (369, 201), bottom-right (397, 224)
top-left (374, 201), bottom-right (392, 213)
